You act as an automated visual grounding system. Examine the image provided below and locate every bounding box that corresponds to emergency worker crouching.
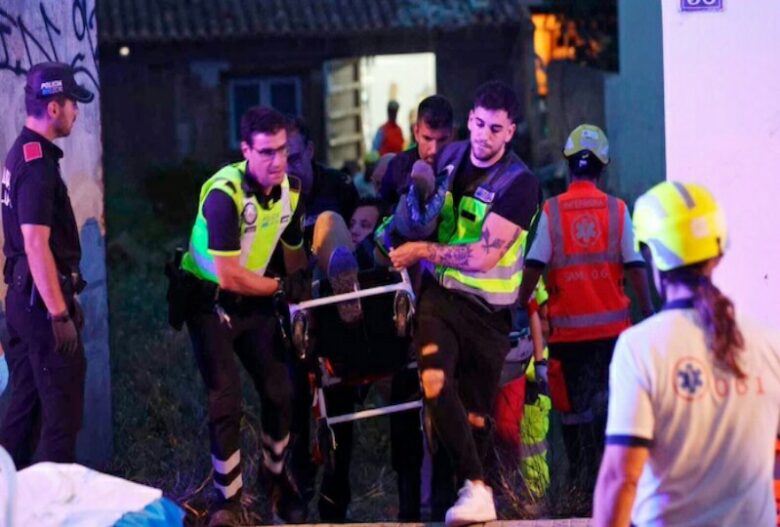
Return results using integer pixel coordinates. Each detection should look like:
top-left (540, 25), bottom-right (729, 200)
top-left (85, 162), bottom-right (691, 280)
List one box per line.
top-left (168, 106), bottom-right (309, 527)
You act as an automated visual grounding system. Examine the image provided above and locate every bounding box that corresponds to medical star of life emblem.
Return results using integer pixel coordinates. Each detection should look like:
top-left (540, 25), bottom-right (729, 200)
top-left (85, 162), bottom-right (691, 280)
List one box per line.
top-left (572, 212), bottom-right (600, 248)
top-left (673, 357), bottom-right (708, 401)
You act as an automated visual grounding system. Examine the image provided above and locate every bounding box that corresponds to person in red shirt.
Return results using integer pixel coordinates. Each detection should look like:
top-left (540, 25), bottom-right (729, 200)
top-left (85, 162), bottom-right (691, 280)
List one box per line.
top-left (372, 100), bottom-right (405, 155)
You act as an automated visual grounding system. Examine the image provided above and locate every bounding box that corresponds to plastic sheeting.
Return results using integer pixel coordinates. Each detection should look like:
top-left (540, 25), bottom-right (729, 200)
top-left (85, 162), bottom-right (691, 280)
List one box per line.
top-left (6, 462), bottom-right (183, 526)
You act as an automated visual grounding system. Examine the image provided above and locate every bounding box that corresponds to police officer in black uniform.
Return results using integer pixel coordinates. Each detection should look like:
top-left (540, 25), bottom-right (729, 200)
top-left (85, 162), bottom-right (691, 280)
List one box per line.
top-left (0, 62), bottom-right (93, 467)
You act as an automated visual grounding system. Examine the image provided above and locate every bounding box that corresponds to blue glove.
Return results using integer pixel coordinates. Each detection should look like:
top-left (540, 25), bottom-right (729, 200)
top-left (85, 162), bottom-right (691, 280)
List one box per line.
top-left (534, 359), bottom-right (548, 396)
top-left (0, 354), bottom-right (8, 395)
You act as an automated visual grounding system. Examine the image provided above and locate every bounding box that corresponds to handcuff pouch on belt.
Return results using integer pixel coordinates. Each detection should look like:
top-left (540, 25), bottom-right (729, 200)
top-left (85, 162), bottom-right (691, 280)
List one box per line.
top-left (3, 256), bottom-right (85, 309)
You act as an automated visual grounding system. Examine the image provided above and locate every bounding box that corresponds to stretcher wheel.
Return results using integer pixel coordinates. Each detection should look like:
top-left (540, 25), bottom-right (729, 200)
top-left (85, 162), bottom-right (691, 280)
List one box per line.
top-left (292, 311), bottom-right (309, 359)
top-left (316, 418), bottom-right (337, 472)
top-left (393, 291), bottom-right (413, 337)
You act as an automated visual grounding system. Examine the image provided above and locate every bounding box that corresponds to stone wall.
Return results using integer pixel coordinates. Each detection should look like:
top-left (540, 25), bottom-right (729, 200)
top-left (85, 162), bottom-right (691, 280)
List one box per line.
top-left (0, 0), bottom-right (111, 465)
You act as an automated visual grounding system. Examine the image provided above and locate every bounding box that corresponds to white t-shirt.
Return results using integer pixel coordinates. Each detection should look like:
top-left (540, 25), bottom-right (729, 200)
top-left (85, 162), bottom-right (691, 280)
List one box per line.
top-left (607, 307), bottom-right (780, 527)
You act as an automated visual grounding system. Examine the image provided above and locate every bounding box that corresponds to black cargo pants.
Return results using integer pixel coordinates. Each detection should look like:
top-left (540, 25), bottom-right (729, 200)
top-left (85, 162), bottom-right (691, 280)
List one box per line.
top-left (0, 287), bottom-right (86, 468)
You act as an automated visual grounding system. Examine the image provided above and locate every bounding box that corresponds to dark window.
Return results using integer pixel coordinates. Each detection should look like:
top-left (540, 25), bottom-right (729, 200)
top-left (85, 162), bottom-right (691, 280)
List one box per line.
top-left (228, 77), bottom-right (302, 148)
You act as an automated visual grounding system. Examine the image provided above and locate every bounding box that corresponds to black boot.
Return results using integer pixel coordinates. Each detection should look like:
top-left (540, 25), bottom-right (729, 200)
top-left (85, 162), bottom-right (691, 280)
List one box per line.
top-left (261, 460), bottom-right (307, 524)
top-left (208, 498), bottom-right (242, 527)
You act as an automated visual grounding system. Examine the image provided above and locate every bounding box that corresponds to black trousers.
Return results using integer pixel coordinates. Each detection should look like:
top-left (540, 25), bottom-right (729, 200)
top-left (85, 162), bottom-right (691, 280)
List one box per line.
top-left (389, 366), bottom-right (424, 521)
top-left (187, 305), bottom-right (292, 500)
top-left (317, 384), bottom-right (358, 522)
top-left (317, 367), bottom-right (424, 522)
top-left (415, 281), bottom-right (511, 484)
top-left (0, 288), bottom-right (85, 468)
top-left (549, 337), bottom-right (616, 491)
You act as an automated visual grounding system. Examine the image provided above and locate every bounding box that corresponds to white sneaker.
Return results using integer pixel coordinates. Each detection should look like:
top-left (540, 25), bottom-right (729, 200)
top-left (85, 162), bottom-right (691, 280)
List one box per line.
top-left (444, 480), bottom-right (497, 527)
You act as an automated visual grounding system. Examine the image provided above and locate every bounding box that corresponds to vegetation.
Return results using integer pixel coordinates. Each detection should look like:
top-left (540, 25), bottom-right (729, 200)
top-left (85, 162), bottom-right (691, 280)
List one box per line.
top-left (106, 161), bottom-right (594, 525)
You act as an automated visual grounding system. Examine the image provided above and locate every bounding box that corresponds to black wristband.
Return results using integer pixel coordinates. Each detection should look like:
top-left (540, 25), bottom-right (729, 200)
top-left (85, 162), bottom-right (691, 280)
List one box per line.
top-left (48, 310), bottom-right (70, 322)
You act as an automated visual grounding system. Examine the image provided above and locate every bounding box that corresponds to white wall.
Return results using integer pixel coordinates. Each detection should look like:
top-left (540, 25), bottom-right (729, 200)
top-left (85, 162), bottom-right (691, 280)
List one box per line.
top-left (661, 0), bottom-right (780, 326)
top-left (361, 53), bottom-right (437, 152)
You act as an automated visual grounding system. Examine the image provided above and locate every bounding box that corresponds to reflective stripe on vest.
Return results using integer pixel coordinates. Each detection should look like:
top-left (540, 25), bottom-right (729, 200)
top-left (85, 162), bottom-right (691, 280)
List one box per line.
top-left (550, 307), bottom-right (630, 329)
top-left (436, 192), bottom-right (526, 307)
top-left (181, 162), bottom-right (299, 283)
top-left (545, 183), bottom-right (630, 342)
top-left (435, 162), bottom-right (527, 307)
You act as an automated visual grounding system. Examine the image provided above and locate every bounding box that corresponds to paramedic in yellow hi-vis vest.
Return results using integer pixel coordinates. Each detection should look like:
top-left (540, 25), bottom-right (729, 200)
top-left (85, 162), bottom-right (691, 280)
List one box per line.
top-left (179, 107), bottom-right (307, 527)
top-left (390, 81), bottom-right (541, 527)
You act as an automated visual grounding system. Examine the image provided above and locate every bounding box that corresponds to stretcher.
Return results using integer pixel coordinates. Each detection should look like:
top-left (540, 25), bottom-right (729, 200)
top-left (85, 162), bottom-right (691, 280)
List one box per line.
top-left (288, 267), bottom-right (421, 466)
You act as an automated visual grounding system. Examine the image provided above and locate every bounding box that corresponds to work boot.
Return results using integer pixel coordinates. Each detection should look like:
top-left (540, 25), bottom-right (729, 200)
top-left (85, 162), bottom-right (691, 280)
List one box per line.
top-left (269, 466), bottom-right (307, 524)
top-left (208, 498), bottom-right (242, 527)
top-left (327, 246), bottom-right (362, 324)
top-left (444, 480), bottom-right (497, 527)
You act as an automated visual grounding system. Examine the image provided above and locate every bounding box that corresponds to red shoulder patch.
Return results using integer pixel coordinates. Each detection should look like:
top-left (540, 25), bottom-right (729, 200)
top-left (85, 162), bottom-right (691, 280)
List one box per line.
top-left (23, 142), bottom-right (43, 163)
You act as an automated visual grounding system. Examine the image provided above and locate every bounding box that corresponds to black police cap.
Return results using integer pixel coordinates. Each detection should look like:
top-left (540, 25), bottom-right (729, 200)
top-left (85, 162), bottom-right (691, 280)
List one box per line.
top-left (25, 62), bottom-right (94, 104)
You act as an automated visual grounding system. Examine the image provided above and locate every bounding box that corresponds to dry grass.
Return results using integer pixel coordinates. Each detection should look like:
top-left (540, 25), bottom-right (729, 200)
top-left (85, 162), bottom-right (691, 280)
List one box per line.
top-left (105, 174), bottom-right (595, 525)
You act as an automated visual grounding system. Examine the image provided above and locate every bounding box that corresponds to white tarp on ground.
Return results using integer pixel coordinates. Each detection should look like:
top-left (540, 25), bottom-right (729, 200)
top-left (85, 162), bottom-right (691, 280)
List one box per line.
top-left (6, 463), bottom-right (162, 527)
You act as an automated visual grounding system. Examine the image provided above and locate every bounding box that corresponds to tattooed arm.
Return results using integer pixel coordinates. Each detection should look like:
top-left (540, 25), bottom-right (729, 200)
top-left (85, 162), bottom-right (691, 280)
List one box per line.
top-left (389, 212), bottom-right (522, 272)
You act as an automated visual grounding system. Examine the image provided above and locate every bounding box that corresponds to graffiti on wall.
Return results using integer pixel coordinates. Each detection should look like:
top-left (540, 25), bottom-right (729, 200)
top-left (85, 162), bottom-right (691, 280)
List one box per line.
top-left (0, 0), bottom-right (99, 91)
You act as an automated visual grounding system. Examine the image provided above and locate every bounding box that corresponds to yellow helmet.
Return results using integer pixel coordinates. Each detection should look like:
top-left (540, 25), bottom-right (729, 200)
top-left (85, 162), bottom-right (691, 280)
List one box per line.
top-left (563, 124), bottom-right (609, 164)
top-left (633, 181), bottom-right (727, 272)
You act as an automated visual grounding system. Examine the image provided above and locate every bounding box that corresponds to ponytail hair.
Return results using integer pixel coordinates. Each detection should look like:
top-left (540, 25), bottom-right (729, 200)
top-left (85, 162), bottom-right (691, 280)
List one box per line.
top-left (662, 263), bottom-right (746, 378)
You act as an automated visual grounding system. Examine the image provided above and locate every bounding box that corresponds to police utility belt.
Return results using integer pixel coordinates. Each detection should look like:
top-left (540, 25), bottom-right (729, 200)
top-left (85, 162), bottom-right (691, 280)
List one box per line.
top-left (3, 255), bottom-right (86, 303)
top-left (165, 248), bottom-right (273, 330)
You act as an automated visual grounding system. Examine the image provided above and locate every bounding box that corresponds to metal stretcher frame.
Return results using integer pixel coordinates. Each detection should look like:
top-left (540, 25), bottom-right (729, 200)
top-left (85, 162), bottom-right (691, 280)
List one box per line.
top-left (288, 268), bottom-right (421, 439)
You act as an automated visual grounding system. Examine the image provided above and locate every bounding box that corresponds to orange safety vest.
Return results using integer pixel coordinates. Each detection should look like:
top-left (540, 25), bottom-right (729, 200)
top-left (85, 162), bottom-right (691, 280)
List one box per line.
top-left (544, 180), bottom-right (631, 343)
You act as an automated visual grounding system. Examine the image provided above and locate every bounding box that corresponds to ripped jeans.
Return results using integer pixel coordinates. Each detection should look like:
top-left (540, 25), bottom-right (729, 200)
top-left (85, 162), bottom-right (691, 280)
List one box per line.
top-left (415, 279), bottom-right (511, 484)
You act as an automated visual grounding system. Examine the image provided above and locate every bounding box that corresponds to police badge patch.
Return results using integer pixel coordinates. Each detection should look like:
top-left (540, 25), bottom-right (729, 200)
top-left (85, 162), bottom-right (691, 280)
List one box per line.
top-left (242, 203), bottom-right (258, 225)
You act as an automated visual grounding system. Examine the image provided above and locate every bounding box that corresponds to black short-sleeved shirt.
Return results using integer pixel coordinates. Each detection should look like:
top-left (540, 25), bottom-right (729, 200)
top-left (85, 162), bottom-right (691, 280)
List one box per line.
top-left (2, 127), bottom-right (81, 272)
top-left (202, 179), bottom-right (304, 254)
top-left (452, 149), bottom-right (540, 231)
top-left (380, 147), bottom-right (420, 206)
top-left (303, 162), bottom-right (358, 245)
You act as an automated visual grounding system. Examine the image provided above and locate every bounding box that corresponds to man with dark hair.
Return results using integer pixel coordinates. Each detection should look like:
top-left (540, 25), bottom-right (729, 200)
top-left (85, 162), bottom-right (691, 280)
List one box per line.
top-left (178, 106), bottom-right (308, 526)
top-left (389, 80), bottom-right (540, 526)
top-left (1, 62), bottom-right (93, 468)
top-left (517, 124), bottom-right (653, 493)
top-left (380, 95), bottom-right (454, 205)
top-left (283, 115), bottom-right (361, 521)
top-left (285, 117), bottom-right (358, 247)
